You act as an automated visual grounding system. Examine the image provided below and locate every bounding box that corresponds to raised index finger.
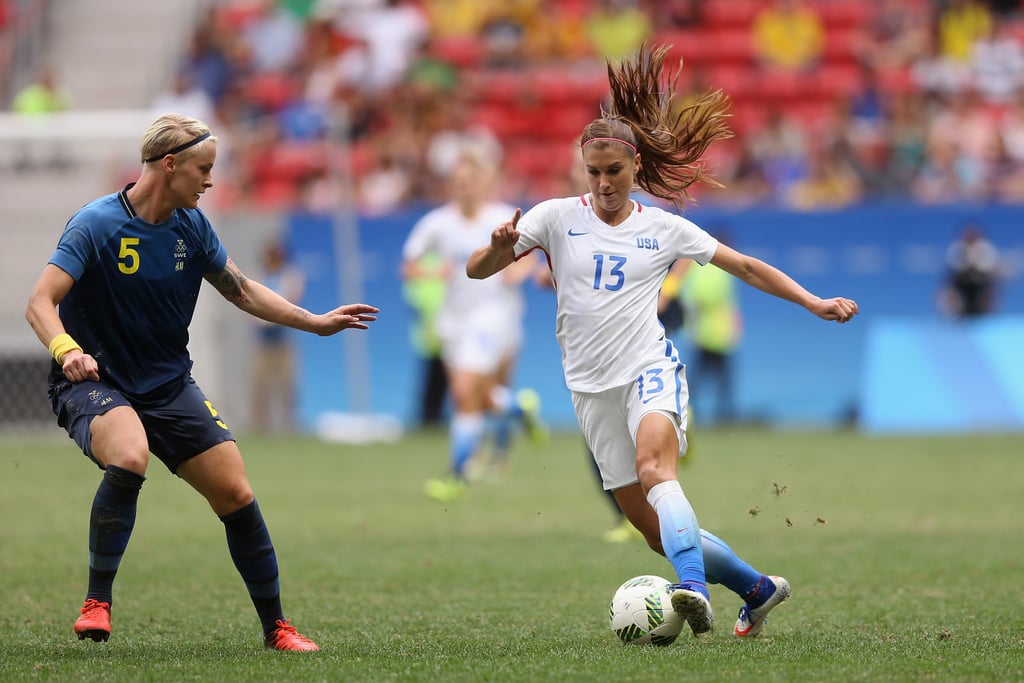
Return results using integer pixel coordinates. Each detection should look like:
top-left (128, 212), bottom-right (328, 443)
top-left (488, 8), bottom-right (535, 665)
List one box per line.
top-left (511, 207), bottom-right (521, 229)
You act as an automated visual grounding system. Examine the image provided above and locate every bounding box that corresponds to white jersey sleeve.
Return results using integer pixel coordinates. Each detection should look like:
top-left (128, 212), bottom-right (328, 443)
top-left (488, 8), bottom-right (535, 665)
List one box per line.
top-left (515, 195), bottom-right (718, 392)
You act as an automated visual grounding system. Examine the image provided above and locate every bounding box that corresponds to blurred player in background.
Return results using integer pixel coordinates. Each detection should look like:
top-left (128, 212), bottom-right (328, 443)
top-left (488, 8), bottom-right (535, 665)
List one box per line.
top-left (402, 146), bottom-right (546, 503)
top-left (250, 238), bottom-right (306, 433)
top-left (25, 113), bottom-right (378, 651)
top-left (468, 44), bottom-right (858, 637)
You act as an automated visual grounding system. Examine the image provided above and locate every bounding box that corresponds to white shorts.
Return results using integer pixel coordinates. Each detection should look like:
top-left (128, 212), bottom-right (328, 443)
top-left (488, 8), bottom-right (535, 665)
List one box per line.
top-left (438, 310), bottom-right (522, 374)
top-left (572, 360), bottom-right (690, 491)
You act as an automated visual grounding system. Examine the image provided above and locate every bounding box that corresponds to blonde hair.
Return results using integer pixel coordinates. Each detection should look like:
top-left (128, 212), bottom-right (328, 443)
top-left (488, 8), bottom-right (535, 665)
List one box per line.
top-left (582, 43), bottom-right (732, 207)
top-left (140, 113), bottom-right (215, 164)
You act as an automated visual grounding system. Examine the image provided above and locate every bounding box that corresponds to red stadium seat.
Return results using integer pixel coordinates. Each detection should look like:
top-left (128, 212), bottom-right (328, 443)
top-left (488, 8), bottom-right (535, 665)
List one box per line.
top-left (702, 0), bottom-right (767, 29)
top-left (707, 65), bottom-right (755, 100)
top-left (822, 28), bottom-right (863, 66)
top-left (709, 28), bottom-right (756, 65)
top-left (659, 30), bottom-right (712, 67)
top-left (817, 1), bottom-right (876, 29)
top-left (429, 35), bottom-right (483, 69)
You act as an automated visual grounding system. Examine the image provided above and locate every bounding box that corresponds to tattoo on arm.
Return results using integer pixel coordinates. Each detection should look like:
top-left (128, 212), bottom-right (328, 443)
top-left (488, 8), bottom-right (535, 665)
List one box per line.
top-left (210, 258), bottom-right (252, 305)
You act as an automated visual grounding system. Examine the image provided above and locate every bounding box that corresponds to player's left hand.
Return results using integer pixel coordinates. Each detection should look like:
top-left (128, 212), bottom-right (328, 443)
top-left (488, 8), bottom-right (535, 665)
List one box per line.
top-left (812, 297), bottom-right (859, 323)
top-left (313, 304), bottom-right (379, 335)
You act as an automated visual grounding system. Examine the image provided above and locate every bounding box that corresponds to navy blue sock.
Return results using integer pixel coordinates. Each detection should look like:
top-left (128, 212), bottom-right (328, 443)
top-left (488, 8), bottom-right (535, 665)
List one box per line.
top-left (699, 529), bottom-right (761, 598)
top-left (220, 500), bottom-right (283, 636)
top-left (87, 465), bottom-right (145, 605)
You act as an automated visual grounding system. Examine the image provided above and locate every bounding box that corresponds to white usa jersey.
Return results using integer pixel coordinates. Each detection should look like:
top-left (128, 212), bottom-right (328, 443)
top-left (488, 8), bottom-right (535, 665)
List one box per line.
top-left (513, 194), bottom-right (718, 392)
top-left (403, 200), bottom-right (524, 333)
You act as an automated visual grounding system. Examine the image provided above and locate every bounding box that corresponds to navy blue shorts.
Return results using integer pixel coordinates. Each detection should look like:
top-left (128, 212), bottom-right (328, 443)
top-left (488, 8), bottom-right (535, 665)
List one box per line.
top-left (48, 375), bottom-right (236, 473)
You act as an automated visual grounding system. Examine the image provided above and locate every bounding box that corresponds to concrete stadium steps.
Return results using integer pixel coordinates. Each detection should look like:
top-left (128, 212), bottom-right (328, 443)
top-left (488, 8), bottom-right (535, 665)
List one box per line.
top-left (45, 0), bottom-right (206, 109)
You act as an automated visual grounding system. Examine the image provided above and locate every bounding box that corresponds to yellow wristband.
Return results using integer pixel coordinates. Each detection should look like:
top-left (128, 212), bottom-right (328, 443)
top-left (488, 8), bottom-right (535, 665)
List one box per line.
top-left (48, 333), bottom-right (83, 364)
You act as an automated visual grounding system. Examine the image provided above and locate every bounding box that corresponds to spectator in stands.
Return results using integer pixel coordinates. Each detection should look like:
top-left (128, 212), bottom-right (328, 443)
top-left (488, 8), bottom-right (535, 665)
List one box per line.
top-left (179, 20), bottom-right (238, 108)
top-left (969, 18), bottom-right (1024, 105)
top-left (12, 64), bottom-right (73, 114)
top-left (750, 0), bottom-right (825, 72)
top-left (420, 0), bottom-right (477, 36)
top-left (936, 0), bottom-right (993, 63)
top-left (479, 5), bottom-right (530, 68)
top-left (151, 68), bottom-right (219, 129)
top-left (988, 132), bottom-right (1024, 202)
top-left (654, 0), bottom-right (704, 29)
top-left (422, 93), bottom-right (503, 200)
top-left (939, 223), bottom-right (1003, 318)
top-left (583, 0), bottom-right (652, 61)
top-left (331, 0), bottom-right (429, 94)
top-left (923, 89), bottom-right (1000, 200)
top-left (908, 27), bottom-right (972, 99)
top-left (885, 91), bottom-right (929, 194)
top-left (25, 112), bottom-right (378, 651)
top-left (746, 107), bottom-right (808, 203)
top-left (911, 137), bottom-right (967, 203)
top-left (854, 0), bottom-right (930, 71)
top-left (11, 64), bottom-right (74, 171)
top-left (240, 0), bottom-right (305, 73)
top-left (250, 238), bottom-right (306, 433)
top-left (786, 139), bottom-right (864, 210)
top-left (708, 139), bottom-right (774, 207)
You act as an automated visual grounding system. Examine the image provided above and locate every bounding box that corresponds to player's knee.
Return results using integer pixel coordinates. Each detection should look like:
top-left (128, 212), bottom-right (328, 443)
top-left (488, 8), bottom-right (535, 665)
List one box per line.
top-left (212, 481), bottom-right (255, 515)
top-left (106, 439), bottom-right (150, 474)
top-left (635, 458), bottom-right (672, 490)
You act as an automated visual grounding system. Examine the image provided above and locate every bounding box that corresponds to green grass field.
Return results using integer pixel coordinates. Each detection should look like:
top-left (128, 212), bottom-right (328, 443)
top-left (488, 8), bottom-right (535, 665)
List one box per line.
top-left (1, 427), bottom-right (1021, 682)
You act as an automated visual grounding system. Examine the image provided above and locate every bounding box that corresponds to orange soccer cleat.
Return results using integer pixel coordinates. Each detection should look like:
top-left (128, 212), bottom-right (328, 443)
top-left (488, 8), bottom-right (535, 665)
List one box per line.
top-left (265, 619), bottom-right (320, 652)
top-left (74, 599), bottom-right (111, 642)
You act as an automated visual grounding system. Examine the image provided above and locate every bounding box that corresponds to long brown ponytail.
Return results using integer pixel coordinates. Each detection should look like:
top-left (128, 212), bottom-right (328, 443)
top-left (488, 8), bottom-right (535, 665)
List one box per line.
top-left (581, 43), bottom-right (732, 207)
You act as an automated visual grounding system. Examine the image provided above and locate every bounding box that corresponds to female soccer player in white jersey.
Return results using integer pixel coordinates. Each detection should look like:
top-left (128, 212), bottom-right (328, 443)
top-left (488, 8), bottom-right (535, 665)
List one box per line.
top-left (467, 44), bottom-right (858, 637)
top-left (401, 147), bottom-right (545, 502)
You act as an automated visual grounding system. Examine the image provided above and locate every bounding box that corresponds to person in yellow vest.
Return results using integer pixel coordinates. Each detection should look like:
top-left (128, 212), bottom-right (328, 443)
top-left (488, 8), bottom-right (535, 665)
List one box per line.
top-left (12, 65), bottom-right (73, 114)
top-left (402, 252), bottom-right (449, 428)
top-left (676, 232), bottom-right (742, 425)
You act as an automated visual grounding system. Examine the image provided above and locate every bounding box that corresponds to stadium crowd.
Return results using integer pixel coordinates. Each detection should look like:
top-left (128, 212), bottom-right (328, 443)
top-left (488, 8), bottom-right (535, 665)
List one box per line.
top-left (7, 0), bottom-right (1024, 212)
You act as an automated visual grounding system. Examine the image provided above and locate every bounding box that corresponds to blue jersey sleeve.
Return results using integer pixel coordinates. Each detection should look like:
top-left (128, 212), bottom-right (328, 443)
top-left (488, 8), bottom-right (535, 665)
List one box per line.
top-left (188, 208), bottom-right (228, 274)
top-left (49, 215), bottom-right (104, 281)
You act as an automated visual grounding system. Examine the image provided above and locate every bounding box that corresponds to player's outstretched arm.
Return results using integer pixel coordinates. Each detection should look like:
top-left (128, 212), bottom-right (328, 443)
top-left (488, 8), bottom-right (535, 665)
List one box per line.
top-left (206, 257), bottom-right (379, 335)
top-left (711, 244), bottom-right (859, 323)
top-left (467, 208), bottom-right (521, 280)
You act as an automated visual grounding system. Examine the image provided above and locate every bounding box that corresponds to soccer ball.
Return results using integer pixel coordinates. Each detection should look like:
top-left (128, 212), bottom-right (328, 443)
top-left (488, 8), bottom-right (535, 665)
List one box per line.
top-left (608, 575), bottom-right (684, 646)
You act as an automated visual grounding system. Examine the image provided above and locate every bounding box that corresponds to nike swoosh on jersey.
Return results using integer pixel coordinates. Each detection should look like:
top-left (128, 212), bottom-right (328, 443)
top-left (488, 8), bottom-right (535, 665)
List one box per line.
top-left (567, 228), bottom-right (588, 236)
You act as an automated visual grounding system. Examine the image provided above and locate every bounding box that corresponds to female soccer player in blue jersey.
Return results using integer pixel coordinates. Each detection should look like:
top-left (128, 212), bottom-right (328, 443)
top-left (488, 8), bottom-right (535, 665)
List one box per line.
top-left (467, 44), bottom-right (858, 638)
top-left (25, 113), bottom-right (379, 651)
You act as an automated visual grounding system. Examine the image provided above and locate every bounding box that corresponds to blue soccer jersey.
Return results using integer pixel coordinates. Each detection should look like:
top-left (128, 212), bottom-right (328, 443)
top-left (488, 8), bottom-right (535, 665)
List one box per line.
top-left (48, 185), bottom-right (228, 399)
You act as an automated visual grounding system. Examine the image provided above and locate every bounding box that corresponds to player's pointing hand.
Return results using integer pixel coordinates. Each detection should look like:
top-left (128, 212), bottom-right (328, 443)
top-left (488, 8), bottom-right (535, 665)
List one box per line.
top-left (490, 208), bottom-right (521, 250)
